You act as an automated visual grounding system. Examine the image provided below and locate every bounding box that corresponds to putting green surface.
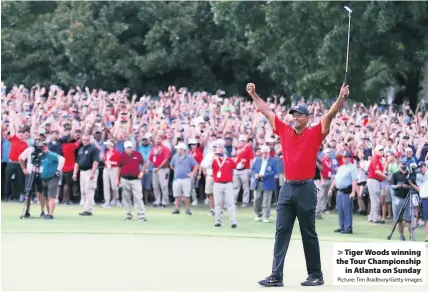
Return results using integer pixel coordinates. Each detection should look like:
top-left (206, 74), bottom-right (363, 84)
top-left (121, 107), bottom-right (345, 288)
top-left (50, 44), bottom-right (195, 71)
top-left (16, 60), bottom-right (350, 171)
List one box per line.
top-left (1, 203), bottom-right (427, 291)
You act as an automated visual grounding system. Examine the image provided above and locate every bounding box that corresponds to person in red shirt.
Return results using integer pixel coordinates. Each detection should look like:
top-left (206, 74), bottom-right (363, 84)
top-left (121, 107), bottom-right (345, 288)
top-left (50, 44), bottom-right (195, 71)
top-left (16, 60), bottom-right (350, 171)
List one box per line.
top-left (233, 135), bottom-right (254, 207)
top-left (60, 135), bottom-right (80, 204)
top-left (116, 141), bottom-right (146, 222)
top-left (102, 140), bottom-right (121, 208)
top-left (367, 145), bottom-right (389, 224)
top-left (212, 139), bottom-right (237, 228)
top-left (146, 135), bottom-right (171, 207)
top-left (317, 148), bottom-right (333, 217)
top-left (247, 82), bottom-right (349, 287)
top-left (188, 138), bottom-right (203, 205)
top-left (4, 128), bottom-right (28, 201)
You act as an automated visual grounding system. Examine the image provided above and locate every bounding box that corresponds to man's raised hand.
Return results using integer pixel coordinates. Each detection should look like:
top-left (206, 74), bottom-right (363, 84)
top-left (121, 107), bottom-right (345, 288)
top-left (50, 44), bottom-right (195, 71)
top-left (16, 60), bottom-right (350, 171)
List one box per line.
top-left (246, 83), bottom-right (256, 96)
top-left (339, 84), bottom-right (350, 98)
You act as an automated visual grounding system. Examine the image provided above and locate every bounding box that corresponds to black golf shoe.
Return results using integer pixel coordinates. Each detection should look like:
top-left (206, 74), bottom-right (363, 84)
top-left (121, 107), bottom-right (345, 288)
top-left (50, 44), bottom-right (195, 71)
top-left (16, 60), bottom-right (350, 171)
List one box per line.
top-left (334, 228), bottom-right (343, 233)
top-left (258, 275), bottom-right (284, 287)
top-left (79, 211), bottom-right (93, 216)
top-left (214, 223), bottom-right (221, 227)
top-left (301, 276), bottom-right (324, 286)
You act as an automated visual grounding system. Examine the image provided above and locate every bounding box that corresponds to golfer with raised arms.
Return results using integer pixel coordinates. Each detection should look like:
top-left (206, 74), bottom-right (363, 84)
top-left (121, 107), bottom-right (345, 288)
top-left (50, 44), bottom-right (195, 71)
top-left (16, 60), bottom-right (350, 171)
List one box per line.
top-left (247, 82), bottom-right (349, 287)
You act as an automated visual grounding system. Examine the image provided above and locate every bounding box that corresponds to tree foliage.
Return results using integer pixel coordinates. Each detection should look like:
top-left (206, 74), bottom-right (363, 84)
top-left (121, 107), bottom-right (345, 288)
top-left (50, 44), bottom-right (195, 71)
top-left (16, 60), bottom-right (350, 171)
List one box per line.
top-left (2, 1), bottom-right (428, 107)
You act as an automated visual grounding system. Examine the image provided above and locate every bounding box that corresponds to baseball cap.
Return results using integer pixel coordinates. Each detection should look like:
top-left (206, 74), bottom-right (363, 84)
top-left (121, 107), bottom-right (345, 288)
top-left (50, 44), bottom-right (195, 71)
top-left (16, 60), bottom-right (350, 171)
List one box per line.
top-left (374, 145), bottom-right (384, 152)
top-left (343, 150), bottom-right (352, 157)
top-left (238, 135), bottom-right (247, 142)
top-left (103, 140), bottom-right (115, 146)
top-left (124, 141), bottom-right (133, 148)
top-left (213, 139), bottom-right (225, 147)
top-left (289, 104), bottom-right (310, 115)
top-left (323, 148), bottom-right (332, 154)
top-left (188, 138), bottom-right (198, 145)
top-left (418, 161), bottom-right (426, 168)
top-left (175, 143), bottom-right (186, 150)
top-left (399, 157), bottom-right (407, 164)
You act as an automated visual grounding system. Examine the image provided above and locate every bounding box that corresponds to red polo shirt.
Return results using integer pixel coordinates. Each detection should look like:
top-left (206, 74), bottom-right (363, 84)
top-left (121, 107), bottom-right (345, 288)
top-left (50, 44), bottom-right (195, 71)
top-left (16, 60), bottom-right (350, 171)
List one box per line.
top-left (320, 157), bottom-right (333, 179)
top-left (234, 145), bottom-right (254, 169)
top-left (273, 116), bottom-right (326, 180)
top-left (104, 148), bottom-right (120, 168)
top-left (119, 151), bottom-right (144, 177)
top-left (368, 155), bottom-right (384, 181)
top-left (149, 144), bottom-right (171, 168)
top-left (189, 147), bottom-right (203, 164)
top-left (62, 141), bottom-right (80, 172)
top-left (9, 135), bottom-right (28, 162)
top-left (212, 156), bottom-right (236, 183)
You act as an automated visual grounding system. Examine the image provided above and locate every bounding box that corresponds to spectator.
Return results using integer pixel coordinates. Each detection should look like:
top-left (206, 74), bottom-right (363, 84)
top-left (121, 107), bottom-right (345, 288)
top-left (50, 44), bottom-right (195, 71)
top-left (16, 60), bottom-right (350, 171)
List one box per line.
top-left (170, 143), bottom-right (198, 215)
top-left (116, 141), bottom-right (146, 222)
top-left (252, 145), bottom-right (278, 223)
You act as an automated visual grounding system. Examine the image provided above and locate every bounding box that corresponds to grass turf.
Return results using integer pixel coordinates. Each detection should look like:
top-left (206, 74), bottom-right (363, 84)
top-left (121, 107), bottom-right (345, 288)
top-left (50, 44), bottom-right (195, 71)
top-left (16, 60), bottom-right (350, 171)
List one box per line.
top-left (2, 202), bottom-right (424, 242)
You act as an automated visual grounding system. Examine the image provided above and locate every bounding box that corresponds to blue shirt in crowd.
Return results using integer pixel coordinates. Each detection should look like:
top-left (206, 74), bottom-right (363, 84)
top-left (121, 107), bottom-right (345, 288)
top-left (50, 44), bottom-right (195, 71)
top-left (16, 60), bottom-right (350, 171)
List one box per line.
top-left (115, 141), bottom-right (125, 154)
top-left (170, 154), bottom-right (197, 179)
top-left (2, 138), bottom-right (10, 163)
top-left (138, 144), bottom-right (153, 171)
top-left (335, 163), bottom-right (358, 189)
top-left (40, 151), bottom-right (60, 180)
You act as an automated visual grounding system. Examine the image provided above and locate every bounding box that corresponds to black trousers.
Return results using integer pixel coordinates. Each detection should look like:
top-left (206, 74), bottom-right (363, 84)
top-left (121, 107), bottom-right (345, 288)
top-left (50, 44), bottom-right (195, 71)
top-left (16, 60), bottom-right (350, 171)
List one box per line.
top-left (4, 162), bottom-right (25, 198)
top-left (272, 180), bottom-right (322, 280)
top-left (1, 162), bottom-right (7, 200)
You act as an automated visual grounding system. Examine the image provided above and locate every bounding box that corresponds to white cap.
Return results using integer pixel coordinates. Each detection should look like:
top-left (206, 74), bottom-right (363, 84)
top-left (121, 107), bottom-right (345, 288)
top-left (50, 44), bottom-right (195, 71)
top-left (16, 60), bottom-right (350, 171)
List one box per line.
top-left (265, 137), bottom-right (275, 143)
top-left (374, 145), bottom-right (384, 152)
top-left (188, 138), bottom-right (198, 145)
top-left (124, 141), bottom-right (133, 148)
top-left (39, 128), bottom-right (46, 135)
top-left (261, 145), bottom-right (270, 153)
top-left (405, 147), bottom-right (413, 153)
top-left (103, 140), bottom-right (114, 146)
top-left (323, 148), bottom-right (331, 154)
top-left (238, 135), bottom-right (247, 142)
top-left (175, 143), bottom-right (187, 150)
top-left (213, 139), bottom-right (225, 147)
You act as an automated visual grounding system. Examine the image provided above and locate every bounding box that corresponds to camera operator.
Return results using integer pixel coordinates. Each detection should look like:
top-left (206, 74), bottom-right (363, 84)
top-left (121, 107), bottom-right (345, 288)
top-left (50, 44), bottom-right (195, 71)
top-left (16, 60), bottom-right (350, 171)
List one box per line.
top-left (20, 140), bottom-right (65, 219)
top-left (408, 161), bottom-right (428, 242)
top-left (19, 137), bottom-right (47, 217)
top-left (39, 141), bottom-right (65, 219)
top-left (390, 157), bottom-right (412, 241)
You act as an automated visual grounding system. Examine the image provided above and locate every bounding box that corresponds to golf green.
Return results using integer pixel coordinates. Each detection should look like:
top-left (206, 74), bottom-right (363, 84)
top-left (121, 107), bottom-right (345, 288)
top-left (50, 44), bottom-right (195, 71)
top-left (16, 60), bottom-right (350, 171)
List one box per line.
top-left (2, 203), bottom-right (427, 291)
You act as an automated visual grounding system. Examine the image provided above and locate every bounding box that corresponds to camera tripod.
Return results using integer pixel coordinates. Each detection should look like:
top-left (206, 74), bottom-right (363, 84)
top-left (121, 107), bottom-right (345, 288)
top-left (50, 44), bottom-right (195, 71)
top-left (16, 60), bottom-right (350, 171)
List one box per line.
top-left (387, 190), bottom-right (421, 241)
top-left (20, 165), bottom-right (41, 219)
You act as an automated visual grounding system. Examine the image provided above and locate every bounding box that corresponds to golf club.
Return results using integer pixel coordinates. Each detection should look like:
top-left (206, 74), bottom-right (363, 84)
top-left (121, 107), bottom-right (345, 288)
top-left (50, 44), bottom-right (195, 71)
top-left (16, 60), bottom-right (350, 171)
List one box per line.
top-left (344, 6), bottom-right (352, 84)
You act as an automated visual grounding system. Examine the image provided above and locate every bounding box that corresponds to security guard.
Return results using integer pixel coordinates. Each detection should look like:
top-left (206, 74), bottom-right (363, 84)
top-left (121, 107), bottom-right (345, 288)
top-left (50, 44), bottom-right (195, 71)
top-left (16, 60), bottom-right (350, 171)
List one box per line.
top-left (328, 150), bottom-right (357, 234)
top-left (212, 139), bottom-right (237, 228)
top-left (73, 134), bottom-right (100, 216)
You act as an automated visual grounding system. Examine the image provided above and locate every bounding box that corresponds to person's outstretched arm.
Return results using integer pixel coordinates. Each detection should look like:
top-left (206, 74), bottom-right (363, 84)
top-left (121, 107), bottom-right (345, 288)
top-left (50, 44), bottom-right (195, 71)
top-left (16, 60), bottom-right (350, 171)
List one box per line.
top-left (246, 83), bottom-right (276, 131)
top-left (321, 84), bottom-right (350, 136)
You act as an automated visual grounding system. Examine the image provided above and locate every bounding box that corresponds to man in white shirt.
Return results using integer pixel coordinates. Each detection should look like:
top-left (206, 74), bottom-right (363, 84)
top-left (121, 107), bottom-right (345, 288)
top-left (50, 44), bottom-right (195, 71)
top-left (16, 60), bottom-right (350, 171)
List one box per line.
top-left (412, 162), bottom-right (428, 242)
top-left (201, 143), bottom-right (218, 216)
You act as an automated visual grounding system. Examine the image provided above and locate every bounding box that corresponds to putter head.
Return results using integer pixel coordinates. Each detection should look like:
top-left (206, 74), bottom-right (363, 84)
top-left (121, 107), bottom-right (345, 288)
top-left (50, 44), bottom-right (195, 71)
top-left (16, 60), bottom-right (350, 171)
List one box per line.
top-left (344, 6), bottom-right (353, 14)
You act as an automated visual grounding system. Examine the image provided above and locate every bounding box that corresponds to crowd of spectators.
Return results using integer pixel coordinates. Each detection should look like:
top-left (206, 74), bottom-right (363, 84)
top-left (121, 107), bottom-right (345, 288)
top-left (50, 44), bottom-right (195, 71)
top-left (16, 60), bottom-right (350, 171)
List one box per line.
top-left (1, 82), bottom-right (427, 239)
